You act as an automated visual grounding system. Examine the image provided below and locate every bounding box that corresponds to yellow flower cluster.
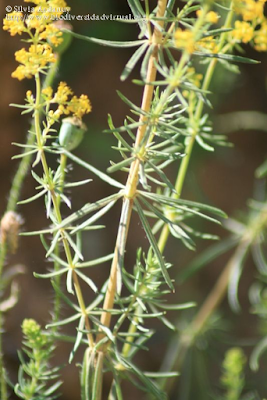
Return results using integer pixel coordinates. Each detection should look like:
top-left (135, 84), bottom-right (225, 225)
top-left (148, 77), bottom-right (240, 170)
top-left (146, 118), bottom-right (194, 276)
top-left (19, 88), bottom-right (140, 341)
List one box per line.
top-left (3, 0), bottom-right (69, 80)
top-left (3, 12), bottom-right (25, 36)
top-left (175, 9), bottom-right (220, 55)
top-left (12, 44), bottom-right (56, 80)
top-left (197, 37), bottom-right (219, 53)
top-left (196, 10), bottom-right (219, 24)
top-left (234, 0), bottom-right (266, 22)
top-left (232, 0), bottom-right (267, 50)
top-left (183, 67), bottom-right (203, 98)
top-left (39, 24), bottom-right (63, 46)
top-left (231, 20), bottom-right (254, 43)
top-left (254, 21), bottom-right (267, 51)
top-left (25, 0), bottom-right (67, 36)
top-left (174, 29), bottom-right (195, 54)
top-left (42, 82), bottom-right (92, 121)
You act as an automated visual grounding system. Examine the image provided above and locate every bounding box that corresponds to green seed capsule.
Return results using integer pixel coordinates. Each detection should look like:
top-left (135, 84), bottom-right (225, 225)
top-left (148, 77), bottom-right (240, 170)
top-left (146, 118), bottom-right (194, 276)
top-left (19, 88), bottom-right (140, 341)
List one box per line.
top-left (59, 117), bottom-right (87, 151)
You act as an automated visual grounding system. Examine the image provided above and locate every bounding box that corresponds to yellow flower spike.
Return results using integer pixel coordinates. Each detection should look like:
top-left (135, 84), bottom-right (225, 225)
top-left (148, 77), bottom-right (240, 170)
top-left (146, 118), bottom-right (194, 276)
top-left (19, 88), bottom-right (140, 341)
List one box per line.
top-left (174, 29), bottom-right (195, 54)
top-left (3, 12), bottom-right (26, 36)
top-left (232, 20), bottom-right (254, 44)
top-left (196, 10), bottom-right (220, 24)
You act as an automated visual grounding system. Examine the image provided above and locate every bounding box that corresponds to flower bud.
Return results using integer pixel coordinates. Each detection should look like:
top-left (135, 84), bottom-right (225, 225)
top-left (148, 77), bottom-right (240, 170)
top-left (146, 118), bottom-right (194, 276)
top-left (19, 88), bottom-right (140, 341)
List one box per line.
top-left (59, 117), bottom-right (87, 151)
top-left (0, 211), bottom-right (23, 254)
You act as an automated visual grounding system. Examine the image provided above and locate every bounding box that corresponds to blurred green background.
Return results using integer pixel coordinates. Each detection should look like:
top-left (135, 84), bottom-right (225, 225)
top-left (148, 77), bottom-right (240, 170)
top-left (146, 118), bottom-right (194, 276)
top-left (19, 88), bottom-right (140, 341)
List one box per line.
top-left (1, 1), bottom-right (267, 399)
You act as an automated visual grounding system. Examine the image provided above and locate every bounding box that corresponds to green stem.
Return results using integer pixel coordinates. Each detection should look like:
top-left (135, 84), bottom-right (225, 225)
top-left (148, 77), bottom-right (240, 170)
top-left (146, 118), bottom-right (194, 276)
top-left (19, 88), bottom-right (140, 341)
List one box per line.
top-left (0, 58), bottom-right (60, 400)
top-left (34, 73), bottom-right (94, 348)
top-left (52, 153), bottom-right (68, 326)
top-left (122, 313), bottom-right (140, 358)
top-left (7, 58), bottom-right (60, 213)
top-left (157, 4), bottom-right (235, 254)
top-left (157, 5), bottom-right (237, 391)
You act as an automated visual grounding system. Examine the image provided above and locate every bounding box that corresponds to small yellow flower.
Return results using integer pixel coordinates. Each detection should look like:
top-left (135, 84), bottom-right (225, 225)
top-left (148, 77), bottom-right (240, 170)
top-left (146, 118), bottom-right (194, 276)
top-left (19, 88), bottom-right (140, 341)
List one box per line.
top-left (196, 10), bottom-right (219, 24)
top-left (25, 0), bottom-right (68, 30)
top-left (26, 90), bottom-right (34, 103)
top-left (12, 44), bottom-right (56, 80)
top-left (197, 37), bottom-right (219, 53)
top-left (3, 12), bottom-right (26, 36)
top-left (67, 95), bottom-right (92, 119)
top-left (48, 109), bottom-right (63, 122)
top-left (182, 67), bottom-right (203, 98)
top-left (42, 86), bottom-right (53, 100)
top-left (40, 24), bottom-right (63, 47)
top-left (254, 21), bottom-right (267, 51)
top-left (232, 20), bottom-right (254, 43)
top-left (54, 82), bottom-right (73, 103)
top-left (234, 0), bottom-right (265, 22)
top-left (187, 67), bottom-right (203, 88)
top-left (174, 29), bottom-right (195, 54)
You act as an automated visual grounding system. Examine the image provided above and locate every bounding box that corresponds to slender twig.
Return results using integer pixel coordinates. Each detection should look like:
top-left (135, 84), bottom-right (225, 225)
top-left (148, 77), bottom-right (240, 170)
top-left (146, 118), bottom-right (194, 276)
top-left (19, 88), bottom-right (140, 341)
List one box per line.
top-left (7, 57), bottom-right (60, 212)
top-left (98, 0), bottom-right (169, 337)
top-left (33, 73), bottom-right (95, 348)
